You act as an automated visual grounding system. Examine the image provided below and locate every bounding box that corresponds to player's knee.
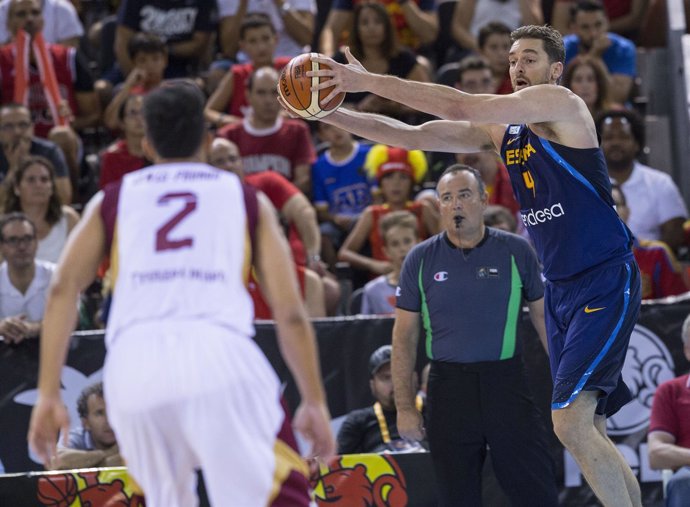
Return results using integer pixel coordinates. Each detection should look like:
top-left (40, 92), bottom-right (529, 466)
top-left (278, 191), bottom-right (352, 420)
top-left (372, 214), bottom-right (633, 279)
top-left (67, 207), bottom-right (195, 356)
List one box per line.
top-left (551, 409), bottom-right (589, 449)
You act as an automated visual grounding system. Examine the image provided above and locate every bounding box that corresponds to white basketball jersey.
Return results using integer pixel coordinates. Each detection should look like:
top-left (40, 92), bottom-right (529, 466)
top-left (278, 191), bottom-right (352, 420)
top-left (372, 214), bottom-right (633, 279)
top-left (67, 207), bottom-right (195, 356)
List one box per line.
top-left (105, 163), bottom-right (254, 346)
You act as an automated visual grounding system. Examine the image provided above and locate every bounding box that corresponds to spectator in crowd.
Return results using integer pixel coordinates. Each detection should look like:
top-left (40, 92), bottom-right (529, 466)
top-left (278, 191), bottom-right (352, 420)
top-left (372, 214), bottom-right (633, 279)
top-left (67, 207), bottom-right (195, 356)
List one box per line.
top-left (478, 22), bottom-right (513, 94)
top-left (217, 67), bottom-right (315, 194)
top-left (562, 55), bottom-right (616, 120)
top-left (206, 14), bottom-right (291, 128)
top-left (51, 381), bottom-right (123, 469)
top-left (3, 156), bottom-right (79, 263)
top-left (597, 109), bottom-right (688, 252)
top-left (209, 137), bottom-right (338, 315)
top-left (312, 123), bottom-right (372, 269)
top-left (455, 151), bottom-right (519, 216)
top-left (114, 0), bottom-right (215, 80)
top-left (393, 166), bottom-right (557, 506)
top-left (319, 0), bottom-right (438, 57)
top-left (0, 0), bottom-right (101, 193)
top-left (338, 144), bottom-right (438, 278)
top-left (0, 212), bottom-right (54, 344)
top-left (99, 94), bottom-right (148, 190)
top-left (452, 54), bottom-right (496, 93)
top-left (360, 210), bottom-right (419, 315)
top-left (216, 0), bottom-right (315, 62)
top-left (0, 0), bottom-right (84, 47)
top-left (451, 0), bottom-right (542, 54)
top-left (551, 0), bottom-right (649, 42)
top-left (611, 184), bottom-right (688, 300)
top-left (648, 313), bottom-right (690, 507)
top-left (0, 103), bottom-right (71, 204)
top-left (102, 33), bottom-right (168, 131)
top-left (332, 3), bottom-right (431, 121)
top-left (337, 345), bottom-right (426, 454)
top-left (563, 0), bottom-right (636, 104)
top-left (483, 204), bottom-right (517, 233)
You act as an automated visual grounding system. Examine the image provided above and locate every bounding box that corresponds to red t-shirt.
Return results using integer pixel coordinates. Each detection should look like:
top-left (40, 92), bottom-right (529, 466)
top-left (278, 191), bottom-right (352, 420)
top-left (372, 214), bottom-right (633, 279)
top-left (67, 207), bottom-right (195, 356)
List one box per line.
top-left (488, 163), bottom-right (520, 215)
top-left (649, 374), bottom-right (690, 449)
top-left (218, 118), bottom-right (316, 183)
top-left (370, 201), bottom-right (426, 261)
top-left (99, 139), bottom-right (147, 189)
top-left (249, 265), bottom-right (307, 319)
top-left (633, 240), bottom-right (689, 300)
top-left (245, 171), bottom-right (306, 265)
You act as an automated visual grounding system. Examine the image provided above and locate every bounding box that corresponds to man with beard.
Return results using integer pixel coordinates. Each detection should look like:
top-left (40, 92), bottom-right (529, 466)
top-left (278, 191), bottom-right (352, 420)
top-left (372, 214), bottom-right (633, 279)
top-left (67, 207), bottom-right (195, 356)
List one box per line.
top-left (337, 345), bottom-right (427, 454)
top-left (284, 23), bottom-right (643, 506)
top-left (597, 108), bottom-right (688, 254)
top-left (563, 0), bottom-right (636, 104)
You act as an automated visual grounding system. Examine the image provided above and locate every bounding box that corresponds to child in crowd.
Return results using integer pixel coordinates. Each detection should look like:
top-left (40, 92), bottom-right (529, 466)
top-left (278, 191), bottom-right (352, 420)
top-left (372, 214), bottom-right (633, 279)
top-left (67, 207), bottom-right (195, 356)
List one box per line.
top-left (312, 123), bottom-right (373, 269)
top-left (338, 144), bottom-right (438, 279)
top-left (103, 33), bottom-right (168, 130)
top-left (360, 210), bottom-right (420, 315)
top-left (205, 14), bottom-right (290, 128)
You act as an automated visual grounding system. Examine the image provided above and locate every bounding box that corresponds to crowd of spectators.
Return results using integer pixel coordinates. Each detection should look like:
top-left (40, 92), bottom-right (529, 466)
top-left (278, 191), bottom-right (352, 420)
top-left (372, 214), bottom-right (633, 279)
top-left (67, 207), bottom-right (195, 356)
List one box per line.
top-left (0, 0), bottom-right (684, 330)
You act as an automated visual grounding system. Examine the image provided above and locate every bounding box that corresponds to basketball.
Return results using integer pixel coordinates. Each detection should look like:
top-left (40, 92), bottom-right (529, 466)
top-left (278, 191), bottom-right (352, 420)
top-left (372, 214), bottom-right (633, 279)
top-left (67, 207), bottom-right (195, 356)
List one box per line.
top-left (279, 53), bottom-right (345, 120)
top-left (36, 474), bottom-right (78, 506)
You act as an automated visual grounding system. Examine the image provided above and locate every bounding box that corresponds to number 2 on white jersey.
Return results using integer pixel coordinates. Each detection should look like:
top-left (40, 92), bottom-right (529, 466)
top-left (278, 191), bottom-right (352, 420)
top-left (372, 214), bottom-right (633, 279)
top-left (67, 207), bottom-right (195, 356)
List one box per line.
top-left (155, 192), bottom-right (198, 252)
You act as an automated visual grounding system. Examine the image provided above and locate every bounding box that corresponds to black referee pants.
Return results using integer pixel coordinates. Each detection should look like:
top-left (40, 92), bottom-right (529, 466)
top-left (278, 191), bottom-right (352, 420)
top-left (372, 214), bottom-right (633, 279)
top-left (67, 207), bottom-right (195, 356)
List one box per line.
top-left (427, 357), bottom-right (558, 507)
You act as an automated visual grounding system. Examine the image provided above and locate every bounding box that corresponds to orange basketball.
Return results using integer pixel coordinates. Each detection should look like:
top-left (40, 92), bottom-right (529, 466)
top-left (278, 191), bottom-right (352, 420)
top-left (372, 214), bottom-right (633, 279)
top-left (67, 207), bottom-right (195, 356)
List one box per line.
top-left (36, 474), bottom-right (78, 506)
top-left (279, 52), bottom-right (345, 120)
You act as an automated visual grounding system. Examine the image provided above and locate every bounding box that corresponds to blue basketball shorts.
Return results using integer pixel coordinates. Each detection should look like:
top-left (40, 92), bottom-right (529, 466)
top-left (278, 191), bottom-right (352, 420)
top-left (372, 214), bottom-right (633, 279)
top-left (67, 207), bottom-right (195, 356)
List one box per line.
top-left (544, 260), bottom-right (641, 417)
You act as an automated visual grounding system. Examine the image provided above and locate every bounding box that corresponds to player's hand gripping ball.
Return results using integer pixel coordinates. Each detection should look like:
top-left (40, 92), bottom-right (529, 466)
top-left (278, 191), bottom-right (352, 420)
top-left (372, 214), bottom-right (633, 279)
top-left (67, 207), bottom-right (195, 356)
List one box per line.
top-left (279, 53), bottom-right (345, 120)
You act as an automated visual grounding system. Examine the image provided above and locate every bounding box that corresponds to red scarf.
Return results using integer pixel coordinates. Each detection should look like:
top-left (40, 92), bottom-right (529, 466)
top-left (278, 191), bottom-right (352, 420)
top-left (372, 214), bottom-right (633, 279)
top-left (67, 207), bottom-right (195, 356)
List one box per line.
top-left (13, 29), bottom-right (68, 126)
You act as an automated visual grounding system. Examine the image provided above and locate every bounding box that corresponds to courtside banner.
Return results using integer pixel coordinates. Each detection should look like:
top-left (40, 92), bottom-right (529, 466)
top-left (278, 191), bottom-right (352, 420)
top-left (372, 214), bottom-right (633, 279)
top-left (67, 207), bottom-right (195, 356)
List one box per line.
top-left (1, 300), bottom-right (688, 505)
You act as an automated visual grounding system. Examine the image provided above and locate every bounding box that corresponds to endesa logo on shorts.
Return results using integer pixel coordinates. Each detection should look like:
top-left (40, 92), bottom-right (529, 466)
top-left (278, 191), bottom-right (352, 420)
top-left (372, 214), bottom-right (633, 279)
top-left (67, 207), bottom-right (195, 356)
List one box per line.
top-left (520, 203), bottom-right (565, 227)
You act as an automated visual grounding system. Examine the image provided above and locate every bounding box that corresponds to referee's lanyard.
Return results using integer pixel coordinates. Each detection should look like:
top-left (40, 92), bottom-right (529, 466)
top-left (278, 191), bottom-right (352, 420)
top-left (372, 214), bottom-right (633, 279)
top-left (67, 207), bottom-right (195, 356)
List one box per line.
top-left (374, 395), bottom-right (423, 443)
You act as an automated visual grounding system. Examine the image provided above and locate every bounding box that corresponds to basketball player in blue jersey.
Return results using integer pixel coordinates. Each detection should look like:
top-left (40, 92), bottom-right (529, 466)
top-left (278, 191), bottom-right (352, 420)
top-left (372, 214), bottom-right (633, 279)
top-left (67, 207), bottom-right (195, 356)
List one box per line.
top-left (295, 25), bottom-right (643, 506)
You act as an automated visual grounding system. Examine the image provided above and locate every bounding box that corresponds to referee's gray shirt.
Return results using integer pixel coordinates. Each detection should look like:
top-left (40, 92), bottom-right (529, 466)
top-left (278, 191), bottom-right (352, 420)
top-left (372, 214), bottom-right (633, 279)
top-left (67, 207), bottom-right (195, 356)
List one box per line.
top-left (397, 228), bottom-right (543, 363)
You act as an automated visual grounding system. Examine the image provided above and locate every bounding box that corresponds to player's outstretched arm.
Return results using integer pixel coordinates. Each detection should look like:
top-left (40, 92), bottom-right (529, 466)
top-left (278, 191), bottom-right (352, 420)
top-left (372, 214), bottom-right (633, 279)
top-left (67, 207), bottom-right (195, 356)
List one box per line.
top-left (322, 107), bottom-right (497, 153)
top-left (254, 192), bottom-right (335, 461)
top-left (313, 50), bottom-right (589, 129)
top-left (28, 193), bottom-right (107, 466)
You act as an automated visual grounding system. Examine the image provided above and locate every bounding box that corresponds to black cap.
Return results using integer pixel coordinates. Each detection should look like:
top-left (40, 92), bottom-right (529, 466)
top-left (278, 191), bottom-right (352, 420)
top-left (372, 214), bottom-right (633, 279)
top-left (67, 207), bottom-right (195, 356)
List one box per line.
top-left (369, 345), bottom-right (392, 377)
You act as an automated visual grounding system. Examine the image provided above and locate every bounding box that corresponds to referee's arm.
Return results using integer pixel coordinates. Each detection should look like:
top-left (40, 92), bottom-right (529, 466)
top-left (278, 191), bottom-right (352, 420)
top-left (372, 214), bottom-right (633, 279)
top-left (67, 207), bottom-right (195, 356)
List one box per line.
top-left (392, 308), bottom-right (425, 441)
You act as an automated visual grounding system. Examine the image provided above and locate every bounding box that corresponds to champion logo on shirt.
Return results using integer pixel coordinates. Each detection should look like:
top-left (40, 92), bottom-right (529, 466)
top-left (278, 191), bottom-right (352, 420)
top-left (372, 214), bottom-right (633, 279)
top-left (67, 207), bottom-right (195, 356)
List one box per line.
top-left (433, 271), bottom-right (449, 282)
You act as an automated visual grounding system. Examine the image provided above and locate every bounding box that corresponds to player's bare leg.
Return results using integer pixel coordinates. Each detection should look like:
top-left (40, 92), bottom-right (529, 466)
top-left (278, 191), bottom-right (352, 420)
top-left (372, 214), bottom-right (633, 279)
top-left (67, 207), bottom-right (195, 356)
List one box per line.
top-left (552, 391), bottom-right (637, 507)
top-left (594, 415), bottom-right (642, 507)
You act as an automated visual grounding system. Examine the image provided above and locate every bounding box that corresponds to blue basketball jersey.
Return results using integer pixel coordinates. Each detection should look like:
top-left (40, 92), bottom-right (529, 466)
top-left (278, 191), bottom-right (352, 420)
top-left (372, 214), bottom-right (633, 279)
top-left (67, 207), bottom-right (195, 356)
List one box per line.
top-left (500, 125), bottom-right (633, 281)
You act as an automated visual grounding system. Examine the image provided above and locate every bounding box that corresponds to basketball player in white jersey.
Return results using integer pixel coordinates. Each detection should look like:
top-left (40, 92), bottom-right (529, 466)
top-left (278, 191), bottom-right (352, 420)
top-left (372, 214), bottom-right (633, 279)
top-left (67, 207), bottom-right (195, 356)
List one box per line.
top-left (28, 81), bottom-right (335, 507)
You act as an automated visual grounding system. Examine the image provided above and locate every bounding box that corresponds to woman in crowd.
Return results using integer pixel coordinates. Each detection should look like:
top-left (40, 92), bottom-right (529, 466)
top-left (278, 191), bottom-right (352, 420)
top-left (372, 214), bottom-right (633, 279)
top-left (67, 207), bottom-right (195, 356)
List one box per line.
top-left (333, 2), bottom-right (431, 122)
top-left (562, 55), bottom-right (617, 121)
top-left (4, 156), bottom-right (79, 263)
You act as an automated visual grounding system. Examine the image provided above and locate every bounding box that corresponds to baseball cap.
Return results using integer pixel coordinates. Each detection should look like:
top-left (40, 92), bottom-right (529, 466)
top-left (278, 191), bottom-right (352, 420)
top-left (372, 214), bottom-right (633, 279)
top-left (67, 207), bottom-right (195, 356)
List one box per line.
top-left (369, 345), bottom-right (392, 377)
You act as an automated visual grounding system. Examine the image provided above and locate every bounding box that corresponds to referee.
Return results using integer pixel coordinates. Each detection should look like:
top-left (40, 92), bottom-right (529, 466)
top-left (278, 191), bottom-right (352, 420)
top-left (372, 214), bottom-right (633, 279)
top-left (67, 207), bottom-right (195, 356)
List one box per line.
top-left (392, 165), bottom-right (558, 506)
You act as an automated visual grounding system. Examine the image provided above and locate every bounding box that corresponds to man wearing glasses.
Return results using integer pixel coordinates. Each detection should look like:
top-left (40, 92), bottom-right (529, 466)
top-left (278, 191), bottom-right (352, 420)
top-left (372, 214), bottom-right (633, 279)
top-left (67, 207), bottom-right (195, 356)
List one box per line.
top-left (0, 212), bottom-right (54, 344)
top-left (0, 103), bottom-right (72, 203)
